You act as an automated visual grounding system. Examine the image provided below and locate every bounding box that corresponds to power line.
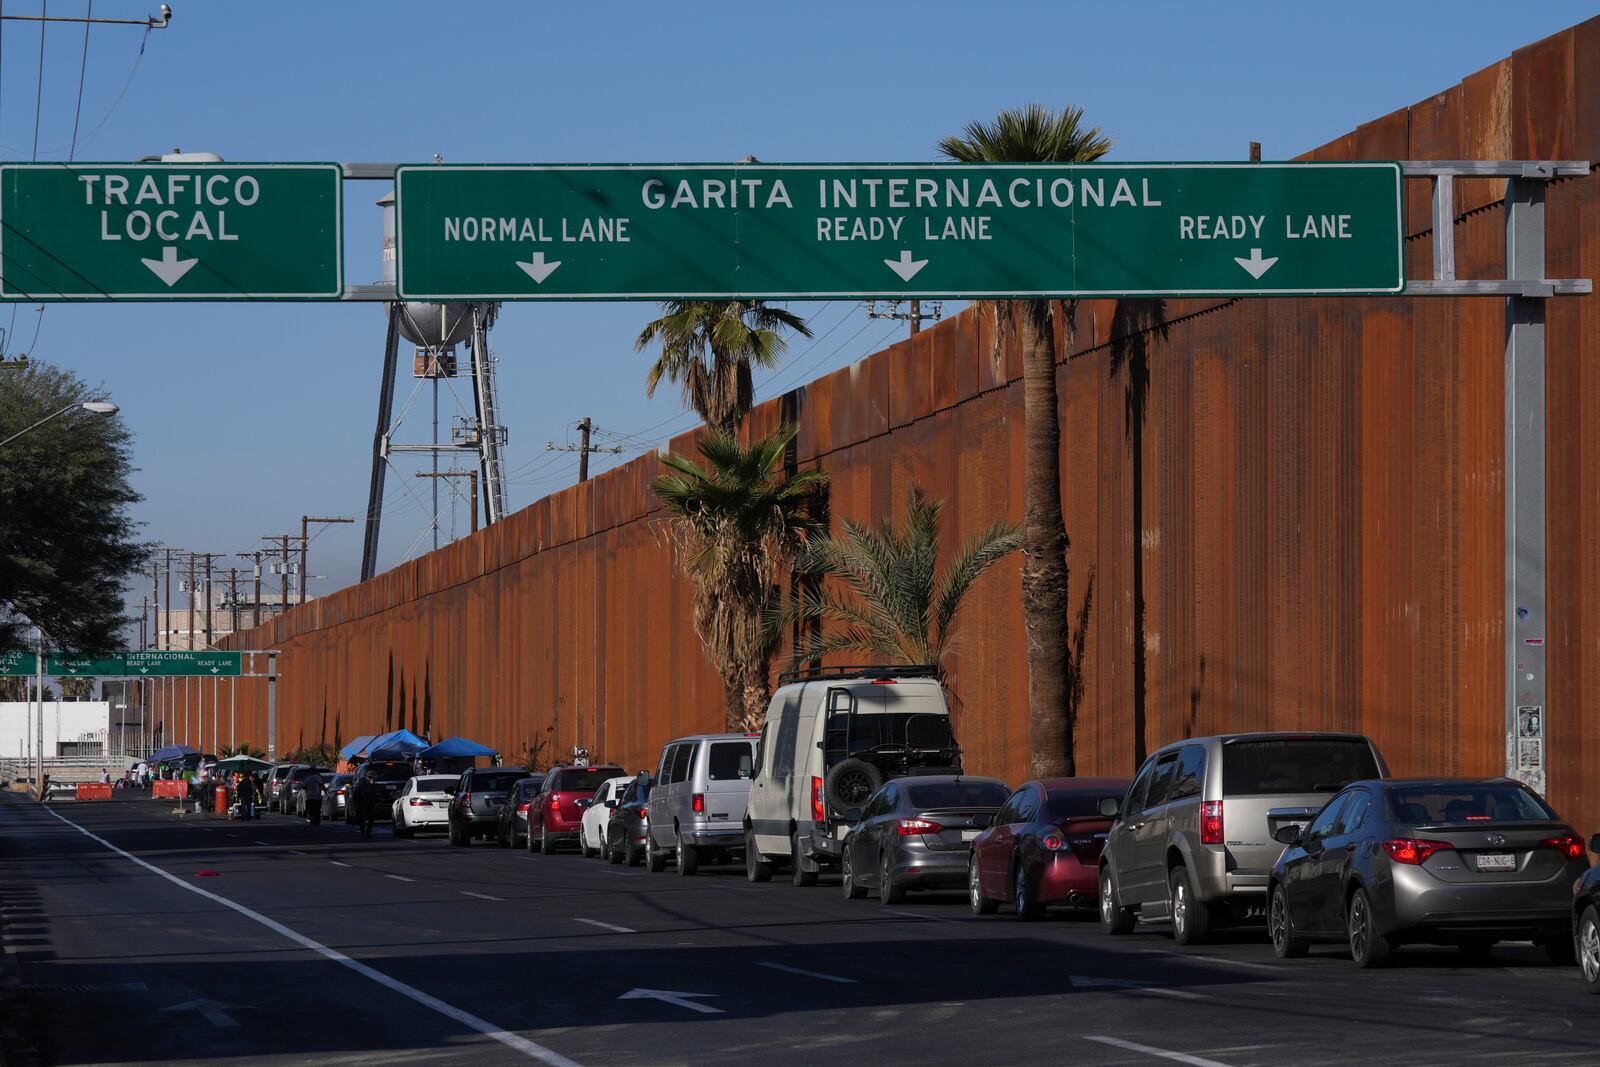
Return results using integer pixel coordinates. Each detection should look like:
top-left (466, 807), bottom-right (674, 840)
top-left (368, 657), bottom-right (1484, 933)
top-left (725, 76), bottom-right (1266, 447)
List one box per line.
top-left (66, 0), bottom-right (89, 161)
top-left (29, 0), bottom-right (45, 162)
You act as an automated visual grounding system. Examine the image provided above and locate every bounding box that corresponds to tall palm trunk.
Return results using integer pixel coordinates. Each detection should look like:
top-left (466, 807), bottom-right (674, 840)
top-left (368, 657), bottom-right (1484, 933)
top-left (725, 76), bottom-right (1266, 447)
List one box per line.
top-left (1017, 299), bottom-right (1075, 777)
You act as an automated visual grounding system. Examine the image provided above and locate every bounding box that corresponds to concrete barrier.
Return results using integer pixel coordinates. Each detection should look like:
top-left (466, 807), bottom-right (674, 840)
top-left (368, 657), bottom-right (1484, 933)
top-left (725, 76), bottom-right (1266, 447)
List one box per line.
top-left (74, 783), bottom-right (113, 800)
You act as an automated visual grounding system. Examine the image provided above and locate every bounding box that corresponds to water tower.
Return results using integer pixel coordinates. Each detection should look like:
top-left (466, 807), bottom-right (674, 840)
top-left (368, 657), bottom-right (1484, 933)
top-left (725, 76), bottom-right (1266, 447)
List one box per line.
top-left (359, 191), bottom-right (509, 581)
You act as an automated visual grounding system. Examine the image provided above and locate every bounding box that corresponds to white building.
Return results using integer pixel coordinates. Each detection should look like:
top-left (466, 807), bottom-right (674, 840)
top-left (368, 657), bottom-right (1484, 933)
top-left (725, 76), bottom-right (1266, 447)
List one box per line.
top-left (0, 701), bottom-right (111, 759)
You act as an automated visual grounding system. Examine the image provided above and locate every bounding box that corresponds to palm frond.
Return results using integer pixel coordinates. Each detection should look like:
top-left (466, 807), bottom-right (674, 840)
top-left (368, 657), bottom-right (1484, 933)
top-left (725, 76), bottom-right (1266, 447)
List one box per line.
top-left (932, 521), bottom-right (1025, 650)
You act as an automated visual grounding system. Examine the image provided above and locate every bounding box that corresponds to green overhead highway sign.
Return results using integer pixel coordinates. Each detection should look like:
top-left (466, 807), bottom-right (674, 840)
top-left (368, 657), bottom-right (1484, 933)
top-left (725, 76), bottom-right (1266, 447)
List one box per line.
top-left (0, 163), bottom-right (343, 300)
top-left (0, 651), bottom-right (37, 676)
top-left (123, 651), bottom-right (241, 677)
top-left (394, 162), bottom-right (1404, 301)
top-left (46, 653), bottom-right (126, 676)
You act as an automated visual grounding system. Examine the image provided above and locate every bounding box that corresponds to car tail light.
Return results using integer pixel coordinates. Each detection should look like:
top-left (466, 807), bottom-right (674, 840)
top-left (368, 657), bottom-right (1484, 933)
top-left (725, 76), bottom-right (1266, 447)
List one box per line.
top-left (639, 806), bottom-right (648, 818)
top-left (549, 795), bottom-right (561, 812)
top-left (1382, 838), bottom-right (1451, 864)
top-left (335, 787), bottom-right (345, 796)
top-left (1200, 801), bottom-right (1224, 845)
top-left (517, 802), bottom-right (530, 814)
top-left (408, 797), bottom-right (425, 806)
top-left (461, 792), bottom-right (471, 807)
top-left (692, 793), bottom-right (705, 814)
top-left (812, 776), bottom-right (825, 824)
top-left (1541, 834), bottom-right (1585, 859)
top-left (1042, 832), bottom-right (1065, 851)
top-left (897, 818), bottom-right (943, 836)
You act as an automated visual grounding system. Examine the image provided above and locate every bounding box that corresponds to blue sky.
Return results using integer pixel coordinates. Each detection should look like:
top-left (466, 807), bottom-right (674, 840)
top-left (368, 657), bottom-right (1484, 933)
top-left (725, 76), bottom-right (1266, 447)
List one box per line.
top-left (1, 0), bottom-right (1593, 627)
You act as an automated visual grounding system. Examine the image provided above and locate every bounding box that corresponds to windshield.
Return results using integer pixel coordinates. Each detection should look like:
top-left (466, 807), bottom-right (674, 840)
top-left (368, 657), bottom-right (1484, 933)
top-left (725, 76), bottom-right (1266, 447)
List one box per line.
top-left (1386, 785), bottom-right (1556, 825)
top-left (906, 781), bottom-right (1009, 809)
top-left (415, 777), bottom-right (459, 794)
top-left (470, 772), bottom-right (523, 792)
top-left (1222, 739), bottom-right (1380, 796)
top-left (552, 768), bottom-right (623, 792)
top-left (828, 713), bottom-right (954, 758)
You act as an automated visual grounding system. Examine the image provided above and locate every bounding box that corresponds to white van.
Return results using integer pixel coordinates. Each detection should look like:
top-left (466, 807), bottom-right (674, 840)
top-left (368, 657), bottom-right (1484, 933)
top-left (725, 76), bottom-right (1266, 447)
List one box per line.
top-left (744, 665), bottom-right (962, 886)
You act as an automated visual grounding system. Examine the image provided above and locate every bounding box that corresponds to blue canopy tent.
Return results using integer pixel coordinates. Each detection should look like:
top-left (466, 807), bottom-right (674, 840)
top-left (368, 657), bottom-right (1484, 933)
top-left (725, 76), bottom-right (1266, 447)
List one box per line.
top-left (149, 744), bottom-right (198, 763)
top-left (338, 735), bottom-right (378, 761)
top-left (361, 729), bottom-right (428, 761)
top-left (417, 737), bottom-right (496, 760)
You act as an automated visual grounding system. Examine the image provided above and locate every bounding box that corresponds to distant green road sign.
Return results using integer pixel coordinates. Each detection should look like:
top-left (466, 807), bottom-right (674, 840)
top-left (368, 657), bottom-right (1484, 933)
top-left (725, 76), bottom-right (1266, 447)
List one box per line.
top-left (123, 651), bottom-right (241, 677)
top-left (394, 162), bottom-right (1404, 300)
top-left (0, 163), bottom-right (343, 300)
top-left (46, 653), bottom-right (126, 676)
top-left (0, 650), bottom-right (38, 676)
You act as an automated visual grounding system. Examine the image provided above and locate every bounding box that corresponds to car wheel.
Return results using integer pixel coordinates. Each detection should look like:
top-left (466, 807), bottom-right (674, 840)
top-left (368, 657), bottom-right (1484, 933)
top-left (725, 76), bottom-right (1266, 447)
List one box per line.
top-left (878, 850), bottom-right (904, 905)
top-left (791, 831), bottom-right (819, 888)
top-left (1458, 938), bottom-right (1496, 961)
top-left (595, 829), bottom-right (607, 860)
top-left (1541, 935), bottom-right (1576, 966)
top-left (1347, 887), bottom-right (1390, 968)
top-left (448, 818), bottom-right (465, 847)
top-left (969, 855), bottom-right (997, 916)
top-left (608, 835), bottom-right (625, 864)
top-left (745, 827), bottom-right (773, 883)
top-left (1578, 904), bottom-right (1600, 994)
top-left (579, 828), bottom-right (595, 859)
top-left (645, 834), bottom-right (667, 873)
top-left (1099, 867), bottom-right (1133, 934)
top-left (625, 839), bottom-right (643, 867)
top-left (1013, 863), bottom-right (1041, 921)
top-left (843, 848), bottom-right (867, 900)
top-left (1169, 865), bottom-right (1208, 945)
top-left (539, 820), bottom-right (557, 855)
top-left (676, 839), bottom-right (698, 876)
top-left (1270, 884), bottom-right (1308, 958)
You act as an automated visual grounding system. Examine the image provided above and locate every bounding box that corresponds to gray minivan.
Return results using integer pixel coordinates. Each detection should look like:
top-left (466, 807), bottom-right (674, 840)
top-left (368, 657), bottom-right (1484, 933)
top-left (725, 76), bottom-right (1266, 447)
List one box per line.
top-left (646, 732), bottom-right (758, 875)
top-left (1098, 732), bottom-right (1389, 944)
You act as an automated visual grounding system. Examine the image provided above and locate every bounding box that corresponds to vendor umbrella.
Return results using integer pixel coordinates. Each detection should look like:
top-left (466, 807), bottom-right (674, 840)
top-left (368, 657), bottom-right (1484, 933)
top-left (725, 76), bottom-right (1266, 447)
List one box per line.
top-left (213, 754), bottom-right (271, 774)
top-left (149, 744), bottom-right (199, 763)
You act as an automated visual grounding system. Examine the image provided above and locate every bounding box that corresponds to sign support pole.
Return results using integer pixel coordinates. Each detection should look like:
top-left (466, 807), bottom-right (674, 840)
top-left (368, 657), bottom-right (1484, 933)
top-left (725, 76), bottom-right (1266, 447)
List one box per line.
top-left (266, 651), bottom-right (278, 763)
top-left (33, 629), bottom-right (43, 795)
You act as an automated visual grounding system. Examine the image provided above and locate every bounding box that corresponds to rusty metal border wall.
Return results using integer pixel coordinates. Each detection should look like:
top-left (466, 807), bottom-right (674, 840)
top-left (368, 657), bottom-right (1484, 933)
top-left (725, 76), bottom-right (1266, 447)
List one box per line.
top-left (223, 18), bottom-right (1600, 834)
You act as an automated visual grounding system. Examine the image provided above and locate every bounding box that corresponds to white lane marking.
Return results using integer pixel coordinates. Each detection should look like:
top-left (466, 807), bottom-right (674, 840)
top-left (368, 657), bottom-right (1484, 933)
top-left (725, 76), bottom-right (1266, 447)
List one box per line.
top-left (1138, 951), bottom-right (1282, 973)
top-left (39, 805), bottom-right (583, 1067)
top-left (462, 891), bottom-right (503, 902)
top-left (1072, 975), bottom-right (1207, 1000)
top-left (252, 840), bottom-right (270, 846)
top-left (756, 962), bottom-right (855, 984)
top-left (887, 909), bottom-right (964, 925)
top-left (616, 988), bottom-right (721, 1014)
top-left (575, 918), bottom-right (636, 934)
top-left (386, 874), bottom-right (415, 883)
top-left (1086, 1035), bottom-right (1235, 1066)
top-left (287, 850), bottom-right (306, 856)
top-left (329, 860), bottom-right (351, 868)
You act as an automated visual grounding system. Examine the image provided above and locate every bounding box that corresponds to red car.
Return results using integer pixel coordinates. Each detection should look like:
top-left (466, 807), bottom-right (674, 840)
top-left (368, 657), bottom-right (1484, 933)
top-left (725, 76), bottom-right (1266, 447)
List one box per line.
top-left (527, 764), bottom-right (624, 854)
top-left (968, 776), bottom-right (1132, 920)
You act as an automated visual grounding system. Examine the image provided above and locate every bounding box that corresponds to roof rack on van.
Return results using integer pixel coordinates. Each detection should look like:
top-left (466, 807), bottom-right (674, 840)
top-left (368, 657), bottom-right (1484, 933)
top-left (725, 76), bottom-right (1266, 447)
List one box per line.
top-left (775, 663), bottom-right (939, 685)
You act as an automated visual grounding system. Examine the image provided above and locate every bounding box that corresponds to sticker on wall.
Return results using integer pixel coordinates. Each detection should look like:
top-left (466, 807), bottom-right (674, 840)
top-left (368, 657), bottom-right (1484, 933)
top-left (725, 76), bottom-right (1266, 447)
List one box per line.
top-left (1517, 705), bottom-right (1542, 738)
top-left (1518, 737), bottom-right (1542, 768)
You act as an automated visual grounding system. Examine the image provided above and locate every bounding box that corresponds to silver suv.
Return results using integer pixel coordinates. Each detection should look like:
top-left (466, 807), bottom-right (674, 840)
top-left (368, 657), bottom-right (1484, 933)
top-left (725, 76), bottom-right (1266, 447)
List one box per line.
top-left (1098, 732), bottom-right (1389, 944)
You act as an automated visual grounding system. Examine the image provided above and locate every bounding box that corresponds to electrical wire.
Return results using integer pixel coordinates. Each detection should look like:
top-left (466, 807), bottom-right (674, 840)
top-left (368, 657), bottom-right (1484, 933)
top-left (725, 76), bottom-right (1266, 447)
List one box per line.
top-left (29, 1), bottom-right (45, 163)
top-left (66, 0), bottom-right (89, 161)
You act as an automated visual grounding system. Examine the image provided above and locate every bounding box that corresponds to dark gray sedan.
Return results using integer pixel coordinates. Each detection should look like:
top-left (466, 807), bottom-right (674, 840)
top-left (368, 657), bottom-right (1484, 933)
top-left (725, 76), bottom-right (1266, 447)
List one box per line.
top-left (1269, 778), bottom-right (1590, 967)
top-left (840, 775), bottom-right (1010, 904)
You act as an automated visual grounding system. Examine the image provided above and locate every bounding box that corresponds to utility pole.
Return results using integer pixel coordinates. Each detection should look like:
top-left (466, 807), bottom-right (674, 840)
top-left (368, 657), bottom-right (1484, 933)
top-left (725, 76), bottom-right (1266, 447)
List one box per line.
top-left (238, 551), bottom-right (264, 628)
top-left (299, 516), bottom-right (353, 605)
top-left (866, 300), bottom-right (942, 339)
top-left (158, 547), bottom-right (180, 650)
top-left (185, 553), bottom-right (197, 651)
top-left (187, 552), bottom-right (224, 649)
top-left (225, 568), bottom-right (242, 635)
top-left (546, 417), bottom-right (623, 484)
top-left (262, 535), bottom-right (295, 617)
top-left (415, 470), bottom-right (479, 534)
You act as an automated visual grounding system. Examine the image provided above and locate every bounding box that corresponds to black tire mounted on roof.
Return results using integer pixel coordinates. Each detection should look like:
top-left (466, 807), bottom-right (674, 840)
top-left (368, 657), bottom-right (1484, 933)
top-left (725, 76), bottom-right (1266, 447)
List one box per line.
top-left (824, 759), bottom-right (885, 814)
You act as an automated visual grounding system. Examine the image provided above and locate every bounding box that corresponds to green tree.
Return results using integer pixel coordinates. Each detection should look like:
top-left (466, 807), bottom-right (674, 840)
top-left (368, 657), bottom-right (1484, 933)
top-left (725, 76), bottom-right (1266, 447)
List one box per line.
top-left (58, 675), bottom-right (94, 700)
top-left (653, 425), bottom-right (827, 730)
top-left (221, 741), bottom-right (267, 759)
top-left (287, 742), bottom-right (338, 768)
top-left (635, 300), bottom-right (812, 433)
top-left (0, 359), bottom-right (147, 651)
top-left (938, 102), bottom-right (1112, 777)
top-left (780, 485), bottom-right (1023, 679)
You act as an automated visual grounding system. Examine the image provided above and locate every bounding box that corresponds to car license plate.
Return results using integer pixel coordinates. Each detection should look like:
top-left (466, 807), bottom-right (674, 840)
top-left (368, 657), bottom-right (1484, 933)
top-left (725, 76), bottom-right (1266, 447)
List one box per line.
top-left (961, 829), bottom-right (981, 841)
top-left (1476, 853), bottom-right (1516, 872)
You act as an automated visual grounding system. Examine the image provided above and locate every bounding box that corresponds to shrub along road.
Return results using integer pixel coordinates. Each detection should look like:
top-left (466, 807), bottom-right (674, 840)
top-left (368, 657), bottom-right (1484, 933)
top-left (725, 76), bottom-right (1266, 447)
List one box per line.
top-left (0, 794), bottom-right (1593, 1066)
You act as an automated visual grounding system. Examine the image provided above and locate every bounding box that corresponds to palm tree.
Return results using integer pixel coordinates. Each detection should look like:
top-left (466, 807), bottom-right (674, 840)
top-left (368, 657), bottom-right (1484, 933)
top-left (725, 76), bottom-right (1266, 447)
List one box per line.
top-left (653, 425), bottom-right (828, 731)
top-left (221, 741), bottom-right (267, 759)
top-left (779, 485), bottom-right (1023, 677)
top-left (635, 300), bottom-right (812, 433)
top-left (938, 102), bottom-right (1111, 777)
top-left (58, 675), bottom-right (94, 700)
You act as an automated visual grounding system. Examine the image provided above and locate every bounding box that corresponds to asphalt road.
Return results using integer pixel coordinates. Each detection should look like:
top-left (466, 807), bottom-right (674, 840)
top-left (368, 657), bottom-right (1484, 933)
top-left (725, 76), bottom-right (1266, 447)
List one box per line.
top-left (0, 793), bottom-right (1595, 1067)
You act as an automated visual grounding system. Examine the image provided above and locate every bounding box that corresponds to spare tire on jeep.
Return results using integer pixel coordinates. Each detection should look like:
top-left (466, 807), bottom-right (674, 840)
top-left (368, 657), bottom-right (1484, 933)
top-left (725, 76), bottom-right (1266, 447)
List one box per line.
top-left (825, 758), bottom-right (885, 812)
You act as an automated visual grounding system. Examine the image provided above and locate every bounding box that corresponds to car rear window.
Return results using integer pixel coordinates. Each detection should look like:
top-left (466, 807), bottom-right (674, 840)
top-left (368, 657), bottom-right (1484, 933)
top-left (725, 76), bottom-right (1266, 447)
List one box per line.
top-left (707, 742), bottom-right (754, 781)
top-left (367, 763), bottom-right (415, 782)
top-left (1221, 739), bottom-right (1380, 796)
top-left (1386, 785), bottom-right (1556, 825)
top-left (1043, 789), bottom-right (1120, 820)
top-left (906, 781), bottom-right (1009, 809)
top-left (415, 777), bottom-right (459, 794)
top-left (471, 771), bottom-right (524, 792)
top-left (552, 768), bottom-right (622, 792)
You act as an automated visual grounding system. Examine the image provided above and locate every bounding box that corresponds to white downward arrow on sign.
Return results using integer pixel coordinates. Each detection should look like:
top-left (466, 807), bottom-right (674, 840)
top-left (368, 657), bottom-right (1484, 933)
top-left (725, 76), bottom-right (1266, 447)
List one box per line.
top-left (515, 252), bottom-right (562, 284)
top-left (616, 988), bottom-right (724, 1014)
top-left (141, 246), bottom-right (199, 287)
top-left (1233, 248), bottom-right (1279, 280)
top-left (884, 250), bottom-right (929, 282)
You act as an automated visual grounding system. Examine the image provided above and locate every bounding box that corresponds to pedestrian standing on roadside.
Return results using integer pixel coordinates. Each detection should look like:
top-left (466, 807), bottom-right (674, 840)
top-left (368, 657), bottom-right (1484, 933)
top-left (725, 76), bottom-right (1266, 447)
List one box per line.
top-left (351, 771), bottom-right (376, 839)
top-left (235, 772), bottom-right (259, 820)
top-left (99, 767), bottom-right (110, 785)
top-left (302, 769), bottom-right (325, 826)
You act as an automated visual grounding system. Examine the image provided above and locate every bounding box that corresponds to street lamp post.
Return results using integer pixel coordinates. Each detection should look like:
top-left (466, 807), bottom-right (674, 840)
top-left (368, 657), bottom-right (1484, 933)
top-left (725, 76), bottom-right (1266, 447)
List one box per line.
top-left (0, 400), bottom-right (118, 449)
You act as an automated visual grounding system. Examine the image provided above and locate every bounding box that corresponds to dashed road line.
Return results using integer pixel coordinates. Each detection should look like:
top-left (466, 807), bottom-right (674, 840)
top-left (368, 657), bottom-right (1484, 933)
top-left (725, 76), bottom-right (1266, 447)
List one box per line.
top-left (887, 909), bottom-right (965, 925)
top-left (1087, 1035), bottom-right (1235, 1066)
top-left (252, 840), bottom-right (270, 846)
top-left (287, 850), bottom-right (306, 856)
top-left (386, 874), bottom-right (415, 883)
top-left (461, 891), bottom-right (503, 902)
top-left (329, 860), bottom-right (351, 867)
top-left (756, 962), bottom-right (855, 984)
top-left (575, 918), bottom-right (636, 934)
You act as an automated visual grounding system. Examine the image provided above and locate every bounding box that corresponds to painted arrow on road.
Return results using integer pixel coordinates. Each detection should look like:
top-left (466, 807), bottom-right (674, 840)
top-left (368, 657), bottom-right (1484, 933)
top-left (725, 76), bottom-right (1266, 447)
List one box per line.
top-left (141, 246), bottom-right (199, 287)
top-left (884, 250), bottom-right (928, 282)
top-left (617, 988), bottom-right (724, 1014)
top-left (162, 998), bottom-right (249, 1027)
top-left (1232, 247), bottom-right (1279, 280)
top-left (515, 252), bottom-right (562, 284)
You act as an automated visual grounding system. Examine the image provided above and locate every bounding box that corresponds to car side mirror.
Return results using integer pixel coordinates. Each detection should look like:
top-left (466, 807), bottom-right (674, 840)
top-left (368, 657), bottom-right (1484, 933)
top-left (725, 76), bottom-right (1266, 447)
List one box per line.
top-left (605, 799), bottom-right (618, 809)
top-left (842, 807), bottom-right (862, 824)
top-left (575, 798), bottom-right (591, 809)
top-left (1273, 824), bottom-right (1303, 846)
top-left (1098, 796), bottom-right (1120, 818)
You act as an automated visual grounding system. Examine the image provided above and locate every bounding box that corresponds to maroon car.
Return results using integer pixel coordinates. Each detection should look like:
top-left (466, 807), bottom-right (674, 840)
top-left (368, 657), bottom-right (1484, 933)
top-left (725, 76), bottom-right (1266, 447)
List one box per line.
top-left (527, 764), bottom-right (624, 854)
top-left (969, 776), bottom-right (1132, 920)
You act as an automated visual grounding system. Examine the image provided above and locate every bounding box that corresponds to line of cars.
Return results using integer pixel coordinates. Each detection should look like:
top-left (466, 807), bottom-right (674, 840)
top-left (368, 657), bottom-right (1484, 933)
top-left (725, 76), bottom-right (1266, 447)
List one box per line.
top-left (268, 663), bottom-right (1600, 990)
